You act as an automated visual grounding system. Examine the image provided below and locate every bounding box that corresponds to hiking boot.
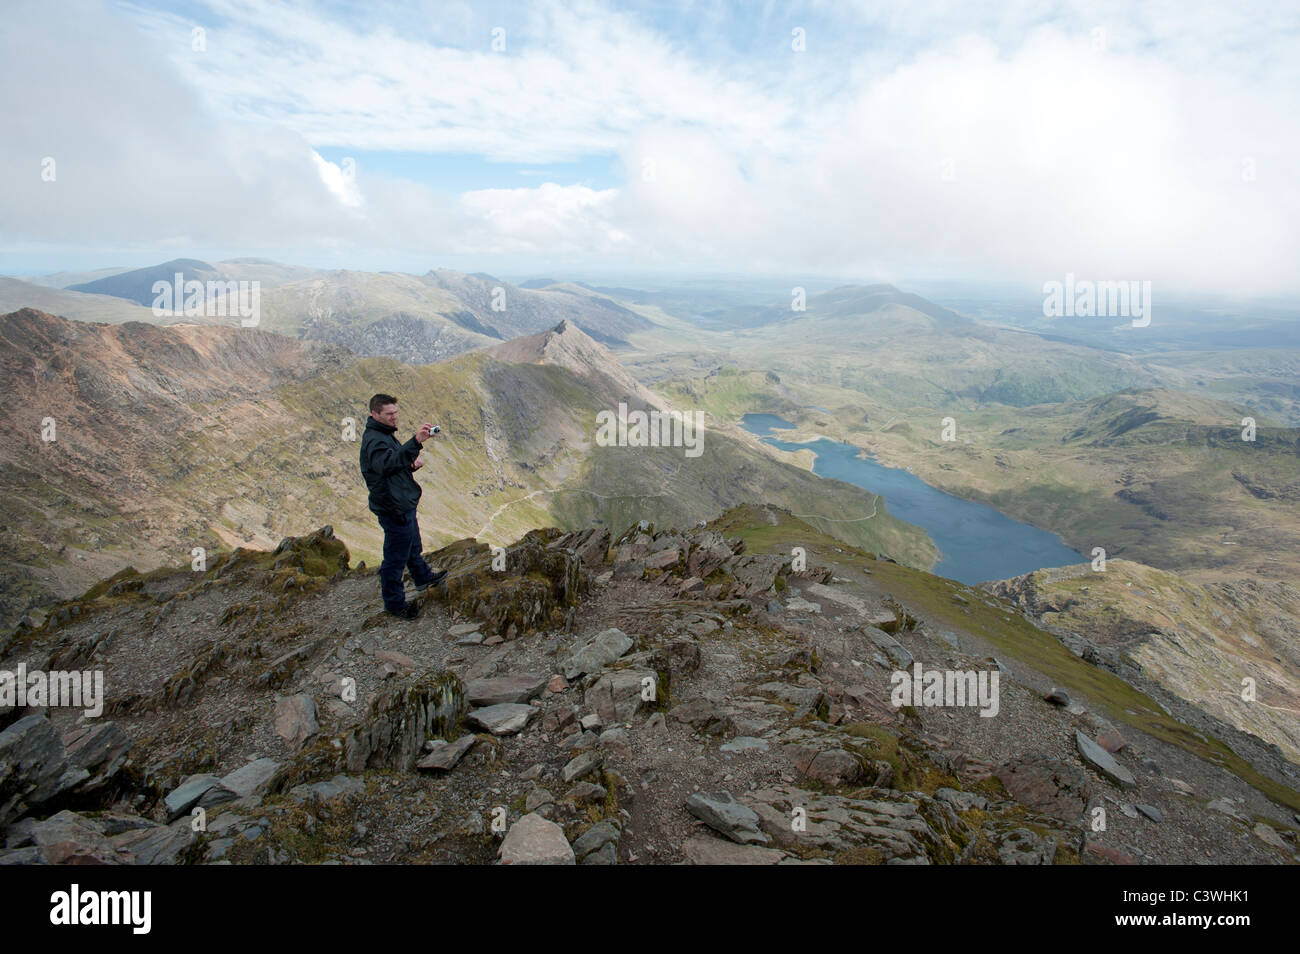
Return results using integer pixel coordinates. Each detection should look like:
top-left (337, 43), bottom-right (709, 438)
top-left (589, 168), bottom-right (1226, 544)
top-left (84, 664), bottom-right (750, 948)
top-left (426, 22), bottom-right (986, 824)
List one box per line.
top-left (415, 570), bottom-right (448, 594)
top-left (385, 602), bottom-right (420, 620)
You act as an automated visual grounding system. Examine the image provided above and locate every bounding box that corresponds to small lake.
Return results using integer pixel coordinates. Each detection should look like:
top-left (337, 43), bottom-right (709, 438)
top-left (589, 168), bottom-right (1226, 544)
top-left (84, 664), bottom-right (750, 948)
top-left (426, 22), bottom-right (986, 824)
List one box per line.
top-left (741, 413), bottom-right (1085, 584)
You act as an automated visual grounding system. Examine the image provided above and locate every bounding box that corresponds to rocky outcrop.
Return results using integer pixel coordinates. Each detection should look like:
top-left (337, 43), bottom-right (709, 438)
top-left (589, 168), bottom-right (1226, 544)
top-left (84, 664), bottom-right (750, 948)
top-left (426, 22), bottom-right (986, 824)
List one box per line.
top-left (435, 530), bottom-right (584, 639)
top-left (744, 785), bottom-right (973, 864)
top-left (0, 715), bottom-right (71, 827)
top-left (996, 755), bottom-right (1092, 821)
top-left (344, 671), bottom-right (466, 772)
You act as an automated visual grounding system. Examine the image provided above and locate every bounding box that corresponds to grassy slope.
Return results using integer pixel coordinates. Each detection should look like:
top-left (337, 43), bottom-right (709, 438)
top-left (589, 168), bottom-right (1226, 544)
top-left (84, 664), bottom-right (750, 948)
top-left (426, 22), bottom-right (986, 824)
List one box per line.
top-left (546, 436), bottom-right (938, 570)
top-left (164, 351), bottom-right (592, 562)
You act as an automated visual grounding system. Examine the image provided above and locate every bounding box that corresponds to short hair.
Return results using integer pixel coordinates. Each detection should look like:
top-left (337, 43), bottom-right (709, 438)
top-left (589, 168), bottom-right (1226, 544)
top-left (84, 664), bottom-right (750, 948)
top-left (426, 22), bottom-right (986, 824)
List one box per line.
top-left (369, 393), bottom-right (398, 414)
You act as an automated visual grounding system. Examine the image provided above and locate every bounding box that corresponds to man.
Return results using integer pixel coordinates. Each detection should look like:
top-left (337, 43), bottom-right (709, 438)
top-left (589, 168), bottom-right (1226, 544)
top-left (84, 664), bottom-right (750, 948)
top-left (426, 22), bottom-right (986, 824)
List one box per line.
top-left (359, 393), bottom-right (447, 619)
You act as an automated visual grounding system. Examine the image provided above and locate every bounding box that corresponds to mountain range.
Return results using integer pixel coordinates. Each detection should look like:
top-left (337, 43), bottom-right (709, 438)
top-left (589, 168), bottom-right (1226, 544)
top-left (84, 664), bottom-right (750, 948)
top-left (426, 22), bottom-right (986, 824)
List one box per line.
top-left (1, 263), bottom-right (1297, 830)
top-left (10, 258), bottom-right (655, 367)
top-left (0, 306), bottom-right (933, 636)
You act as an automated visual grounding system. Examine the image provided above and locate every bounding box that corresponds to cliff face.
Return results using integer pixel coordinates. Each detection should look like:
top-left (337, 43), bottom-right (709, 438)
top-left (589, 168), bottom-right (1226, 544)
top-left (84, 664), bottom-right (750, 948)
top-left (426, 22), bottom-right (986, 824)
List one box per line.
top-left (0, 307), bottom-right (339, 409)
top-left (985, 559), bottom-right (1300, 763)
top-left (1, 507), bottom-right (1296, 866)
top-left (0, 309), bottom-right (349, 631)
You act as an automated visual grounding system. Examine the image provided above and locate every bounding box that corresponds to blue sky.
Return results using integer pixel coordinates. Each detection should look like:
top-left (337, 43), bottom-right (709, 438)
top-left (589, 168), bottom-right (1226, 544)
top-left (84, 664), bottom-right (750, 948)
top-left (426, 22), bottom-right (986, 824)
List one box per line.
top-left (311, 148), bottom-right (624, 193)
top-left (1, 0), bottom-right (1298, 293)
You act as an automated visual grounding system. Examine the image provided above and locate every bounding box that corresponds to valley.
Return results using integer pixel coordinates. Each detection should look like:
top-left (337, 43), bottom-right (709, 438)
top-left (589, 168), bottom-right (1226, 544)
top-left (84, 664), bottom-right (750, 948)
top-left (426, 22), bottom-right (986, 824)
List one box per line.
top-left (614, 288), bottom-right (1300, 588)
top-left (741, 413), bottom-right (1085, 584)
top-left (2, 267), bottom-right (1297, 841)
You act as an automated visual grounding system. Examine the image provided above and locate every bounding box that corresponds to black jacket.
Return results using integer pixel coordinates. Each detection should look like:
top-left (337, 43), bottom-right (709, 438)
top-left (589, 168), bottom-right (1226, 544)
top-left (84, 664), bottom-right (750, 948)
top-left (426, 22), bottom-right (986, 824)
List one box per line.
top-left (360, 416), bottom-right (423, 516)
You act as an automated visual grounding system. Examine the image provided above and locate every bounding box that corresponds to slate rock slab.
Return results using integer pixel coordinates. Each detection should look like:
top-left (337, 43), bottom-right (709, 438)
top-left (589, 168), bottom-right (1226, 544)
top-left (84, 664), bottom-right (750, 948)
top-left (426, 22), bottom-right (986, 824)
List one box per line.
top-left (467, 703), bottom-right (535, 736)
top-left (416, 735), bottom-right (477, 771)
top-left (499, 812), bottom-right (574, 865)
top-left (686, 790), bottom-right (769, 845)
top-left (1075, 730), bottom-right (1136, 790)
top-left (466, 674), bottom-right (547, 706)
top-left (562, 628), bottom-right (633, 680)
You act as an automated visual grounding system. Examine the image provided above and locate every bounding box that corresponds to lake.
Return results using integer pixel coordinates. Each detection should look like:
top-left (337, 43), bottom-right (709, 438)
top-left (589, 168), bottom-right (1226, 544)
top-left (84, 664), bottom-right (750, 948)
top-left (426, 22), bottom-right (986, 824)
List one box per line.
top-left (741, 413), bottom-right (1085, 584)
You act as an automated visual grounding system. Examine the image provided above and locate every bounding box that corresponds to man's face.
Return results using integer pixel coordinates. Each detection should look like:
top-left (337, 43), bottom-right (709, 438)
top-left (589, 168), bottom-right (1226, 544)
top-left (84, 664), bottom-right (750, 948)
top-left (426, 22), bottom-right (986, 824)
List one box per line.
top-left (372, 403), bottom-right (398, 427)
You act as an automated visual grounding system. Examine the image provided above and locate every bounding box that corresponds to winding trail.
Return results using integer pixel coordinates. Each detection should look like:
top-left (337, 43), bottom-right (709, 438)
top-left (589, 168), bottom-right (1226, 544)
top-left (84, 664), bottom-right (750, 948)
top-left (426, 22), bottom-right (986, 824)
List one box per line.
top-left (788, 494), bottom-right (880, 524)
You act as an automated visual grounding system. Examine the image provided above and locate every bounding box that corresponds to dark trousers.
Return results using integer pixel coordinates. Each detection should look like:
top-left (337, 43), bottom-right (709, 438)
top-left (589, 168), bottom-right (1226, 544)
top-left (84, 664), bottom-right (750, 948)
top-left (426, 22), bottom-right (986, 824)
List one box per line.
top-left (375, 509), bottom-right (434, 611)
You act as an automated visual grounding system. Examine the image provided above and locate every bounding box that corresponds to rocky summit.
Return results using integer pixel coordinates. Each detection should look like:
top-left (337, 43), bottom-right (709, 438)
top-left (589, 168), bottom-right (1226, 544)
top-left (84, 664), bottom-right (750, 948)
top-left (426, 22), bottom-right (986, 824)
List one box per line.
top-left (1, 506), bottom-right (1297, 866)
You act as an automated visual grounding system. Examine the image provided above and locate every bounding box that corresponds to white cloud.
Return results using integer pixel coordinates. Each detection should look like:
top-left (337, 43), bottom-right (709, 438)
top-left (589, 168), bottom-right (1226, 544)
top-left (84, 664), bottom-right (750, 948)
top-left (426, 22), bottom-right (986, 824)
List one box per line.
top-left (458, 182), bottom-right (628, 256)
top-left (311, 152), bottom-right (364, 209)
top-left (1, 0), bottom-right (1296, 294)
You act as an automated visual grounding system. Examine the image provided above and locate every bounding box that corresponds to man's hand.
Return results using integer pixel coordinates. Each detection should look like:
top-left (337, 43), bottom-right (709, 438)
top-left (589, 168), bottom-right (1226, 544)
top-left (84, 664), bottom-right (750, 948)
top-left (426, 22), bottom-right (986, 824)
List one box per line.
top-left (415, 422), bottom-right (435, 443)
top-left (411, 457), bottom-right (424, 471)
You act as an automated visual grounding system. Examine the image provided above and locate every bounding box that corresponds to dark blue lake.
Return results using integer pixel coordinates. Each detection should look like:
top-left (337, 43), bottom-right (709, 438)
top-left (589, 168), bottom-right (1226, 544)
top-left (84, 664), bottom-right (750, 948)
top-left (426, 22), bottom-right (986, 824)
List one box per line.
top-left (741, 413), bottom-right (1085, 584)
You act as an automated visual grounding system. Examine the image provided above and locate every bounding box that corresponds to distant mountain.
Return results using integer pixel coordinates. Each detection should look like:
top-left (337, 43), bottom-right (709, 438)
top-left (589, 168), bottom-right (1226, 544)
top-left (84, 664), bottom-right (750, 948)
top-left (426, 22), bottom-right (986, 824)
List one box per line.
top-left (4, 261), bottom-right (660, 366)
top-left (633, 283), bottom-right (1160, 411)
top-left (1060, 388), bottom-right (1269, 445)
top-left (255, 269), bottom-right (495, 363)
top-left (0, 308), bottom-right (935, 632)
top-left (28, 265), bottom-right (137, 289)
top-left (4, 260), bottom-right (329, 326)
top-left (487, 319), bottom-right (669, 411)
top-left (244, 267), bottom-right (659, 365)
top-left (422, 268), bottom-right (650, 344)
top-left (956, 289), bottom-right (1300, 357)
top-left (1141, 348), bottom-right (1300, 428)
top-left (694, 283), bottom-right (981, 332)
top-left (0, 276), bottom-right (158, 324)
top-left (65, 258), bottom-right (326, 305)
top-left (67, 258), bottom-right (222, 304)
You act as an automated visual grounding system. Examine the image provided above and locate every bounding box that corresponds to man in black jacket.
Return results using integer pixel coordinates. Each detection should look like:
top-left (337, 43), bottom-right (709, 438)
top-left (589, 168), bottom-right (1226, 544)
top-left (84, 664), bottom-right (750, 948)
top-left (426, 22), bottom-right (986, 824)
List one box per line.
top-left (359, 393), bottom-right (447, 619)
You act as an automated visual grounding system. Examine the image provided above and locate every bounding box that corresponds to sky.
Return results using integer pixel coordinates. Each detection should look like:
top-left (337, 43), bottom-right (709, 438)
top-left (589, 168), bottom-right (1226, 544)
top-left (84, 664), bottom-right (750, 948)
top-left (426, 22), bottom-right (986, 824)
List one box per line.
top-left (1, 0), bottom-right (1298, 294)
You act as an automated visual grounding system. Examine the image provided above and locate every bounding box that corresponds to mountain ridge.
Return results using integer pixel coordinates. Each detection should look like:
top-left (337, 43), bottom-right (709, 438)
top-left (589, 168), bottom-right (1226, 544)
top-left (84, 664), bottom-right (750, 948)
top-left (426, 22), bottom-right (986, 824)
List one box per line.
top-left (0, 308), bottom-right (936, 632)
top-left (487, 319), bottom-right (671, 412)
